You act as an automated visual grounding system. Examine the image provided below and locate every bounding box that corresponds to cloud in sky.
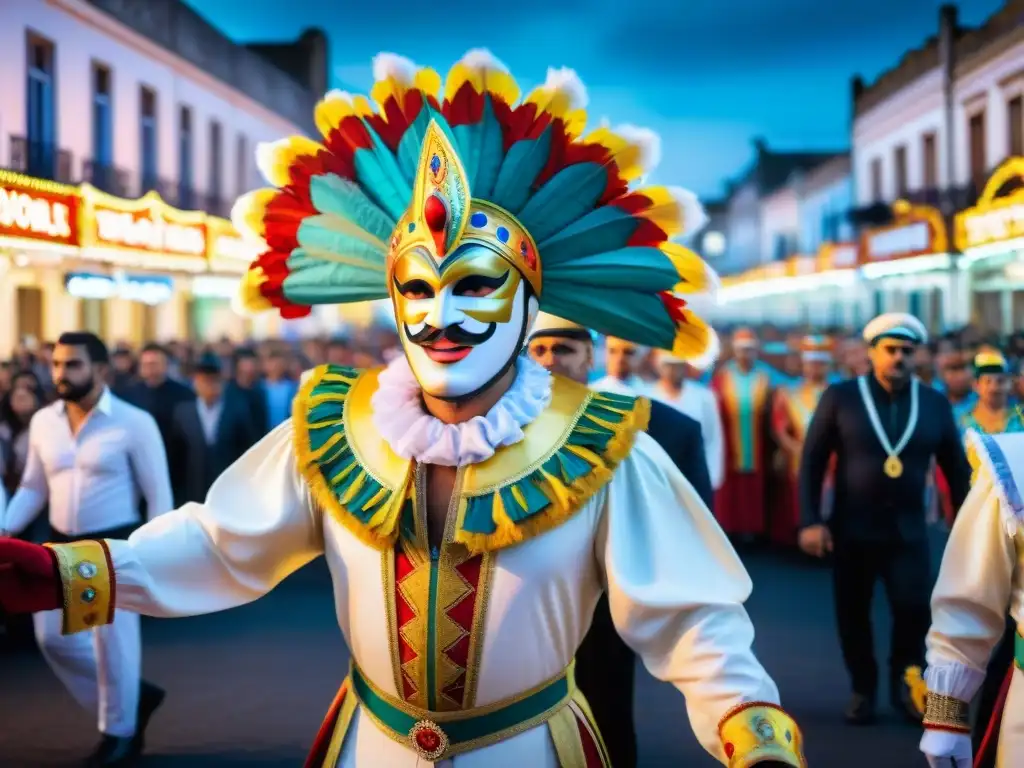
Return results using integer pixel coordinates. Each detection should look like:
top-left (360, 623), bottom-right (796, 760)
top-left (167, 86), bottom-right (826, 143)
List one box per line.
top-left (187, 0), bottom-right (1006, 197)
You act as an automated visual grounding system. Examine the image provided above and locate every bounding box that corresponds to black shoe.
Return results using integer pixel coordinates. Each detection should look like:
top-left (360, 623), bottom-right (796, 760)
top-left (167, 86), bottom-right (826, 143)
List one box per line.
top-left (844, 693), bottom-right (877, 725)
top-left (84, 735), bottom-right (139, 767)
top-left (135, 681), bottom-right (166, 751)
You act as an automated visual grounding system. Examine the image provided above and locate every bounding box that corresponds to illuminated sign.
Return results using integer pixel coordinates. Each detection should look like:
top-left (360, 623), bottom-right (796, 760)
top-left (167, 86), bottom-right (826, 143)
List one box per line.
top-left (206, 216), bottom-right (260, 273)
top-left (0, 172), bottom-right (78, 247)
top-left (860, 200), bottom-right (947, 263)
top-left (817, 242), bottom-right (858, 270)
top-left (64, 271), bottom-right (174, 305)
top-left (80, 187), bottom-right (207, 262)
top-left (956, 157), bottom-right (1024, 251)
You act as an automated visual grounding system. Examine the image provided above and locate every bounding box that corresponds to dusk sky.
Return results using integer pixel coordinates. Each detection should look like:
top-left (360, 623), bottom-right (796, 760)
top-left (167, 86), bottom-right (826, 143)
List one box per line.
top-left (188, 0), bottom-right (1006, 199)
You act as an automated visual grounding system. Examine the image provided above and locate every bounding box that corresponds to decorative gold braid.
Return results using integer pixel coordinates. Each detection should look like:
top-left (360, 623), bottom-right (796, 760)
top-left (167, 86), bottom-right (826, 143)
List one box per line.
top-left (44, 540), bottom-right (115, 635)
top-left (923, 692), bottom-right (970, 733)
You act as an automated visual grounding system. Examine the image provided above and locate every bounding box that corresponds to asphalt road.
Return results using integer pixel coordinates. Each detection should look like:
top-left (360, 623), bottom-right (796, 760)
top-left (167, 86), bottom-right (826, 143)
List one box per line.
top-left (0, 547), bottom-right (931, 767)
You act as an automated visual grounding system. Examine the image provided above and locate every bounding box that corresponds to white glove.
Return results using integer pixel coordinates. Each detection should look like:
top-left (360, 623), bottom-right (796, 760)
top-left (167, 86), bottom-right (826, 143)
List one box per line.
top-left (920, 728), bottom-right (972, 767)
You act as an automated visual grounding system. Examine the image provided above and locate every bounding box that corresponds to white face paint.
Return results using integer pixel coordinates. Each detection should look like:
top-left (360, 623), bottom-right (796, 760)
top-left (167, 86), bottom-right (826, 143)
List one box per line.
top-left (391, 244), bottom-right (538, 400)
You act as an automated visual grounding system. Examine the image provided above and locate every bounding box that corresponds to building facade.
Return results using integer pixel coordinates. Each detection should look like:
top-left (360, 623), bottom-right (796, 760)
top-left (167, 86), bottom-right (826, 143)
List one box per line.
top-left (0, 0), bottom-right (330, 355)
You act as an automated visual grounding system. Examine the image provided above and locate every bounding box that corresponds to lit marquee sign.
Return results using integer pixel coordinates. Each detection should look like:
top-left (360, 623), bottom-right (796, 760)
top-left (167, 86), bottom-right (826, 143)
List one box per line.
top-left (956, 157), bottom-right (1024, 251)
top-left (64, 271), bottom-right (174, 305)
top-left (860, 200), bottom-right (948, 263)
top-left (0, 172), bottom-right (78, 247)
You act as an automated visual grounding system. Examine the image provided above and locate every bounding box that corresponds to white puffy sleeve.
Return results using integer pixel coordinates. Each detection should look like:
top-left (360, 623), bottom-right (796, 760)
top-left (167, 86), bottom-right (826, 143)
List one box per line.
top-left (925, 450), bottom-right (1018, 701)
top-left (46, 421), bottom-right (323, 631)
top-left (596, 431), bottom-right (803, 766)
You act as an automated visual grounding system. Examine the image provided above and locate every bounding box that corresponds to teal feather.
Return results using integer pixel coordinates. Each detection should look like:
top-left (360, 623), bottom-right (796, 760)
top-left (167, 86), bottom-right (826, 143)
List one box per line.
top-left (543, 248), bottom-right (680, 291)
top-left (517, 163), bottom-right (608, 243)
top-left (309, 175), bottom-right (395, 243)
top-left (537, 207), bottom-right (640, 265)
top-left (452, 97), bottom-right (504, 200)
top-left (489, 127), bottom-right (553, 213)
top-left (281, 260), bottom-right (389, 306)
top-left (352, 122), bottom-right (413, 221)
top-left (395, 106), bottom-right (444, 181)
top-left (296, 217), bottom-right (388, 267)
top-left (541, 288), bottom-right (676, 349)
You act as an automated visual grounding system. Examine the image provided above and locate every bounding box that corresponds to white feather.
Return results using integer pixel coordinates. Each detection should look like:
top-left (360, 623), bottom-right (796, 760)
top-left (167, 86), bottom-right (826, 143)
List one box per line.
top-left (458, 48), bottom-right (510, 73)
top-left (321, 89), bottom-right (356, 105)
top-left (613, 124), bottom-right (662, 176)
top-left (255, 139), bottom-right (289, 187)
top-left (667, 186), bottom-right (709, 236)
top-left (372, 53), bottom-right (419, 85)
top-left (229, 192), bottom-right (267, 245)
top-left (686, 328), bottom-right (721, 371)
top-left (542, 67), bottom-right (588, 110)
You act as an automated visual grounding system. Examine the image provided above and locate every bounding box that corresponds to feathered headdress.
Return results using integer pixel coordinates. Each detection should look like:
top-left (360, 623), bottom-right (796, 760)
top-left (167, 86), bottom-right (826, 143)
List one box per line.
top-left (233, 49), bottom-right (718, 358)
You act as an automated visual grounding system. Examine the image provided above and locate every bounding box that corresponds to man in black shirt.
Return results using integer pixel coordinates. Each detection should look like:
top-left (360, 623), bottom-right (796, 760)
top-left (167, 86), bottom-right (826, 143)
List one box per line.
top-left (526, 313), bottom-right (712, 768)
top-left (798, 313), bottom-right (971, 726)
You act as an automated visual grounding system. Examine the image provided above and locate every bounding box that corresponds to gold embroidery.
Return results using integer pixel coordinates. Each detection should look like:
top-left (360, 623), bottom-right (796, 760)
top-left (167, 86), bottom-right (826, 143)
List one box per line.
top-left (463, 552), bottom-right (495, 709)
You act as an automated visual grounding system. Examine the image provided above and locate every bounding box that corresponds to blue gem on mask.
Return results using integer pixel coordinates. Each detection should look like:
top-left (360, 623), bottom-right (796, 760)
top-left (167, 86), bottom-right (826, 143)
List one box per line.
top-left (408, 222), bottom-right (416, 232)
top-left (430, 155), bottom-right (441, 175)
top-left (496, 226), bottom-right (509, 243)
top-left (470, 212), bottom-right (487, 228)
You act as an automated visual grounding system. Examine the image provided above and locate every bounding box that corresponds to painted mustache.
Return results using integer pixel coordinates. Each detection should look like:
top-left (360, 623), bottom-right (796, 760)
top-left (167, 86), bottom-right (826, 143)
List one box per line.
top-left (406, 322), bottom-right (496, 347)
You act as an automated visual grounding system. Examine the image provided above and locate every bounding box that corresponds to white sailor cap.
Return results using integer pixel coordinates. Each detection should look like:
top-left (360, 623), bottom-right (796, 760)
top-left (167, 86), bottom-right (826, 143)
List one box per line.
top-left (862, 313), bottom-right (928, 346)
top-left (528, 313), bottom-right (594, 343)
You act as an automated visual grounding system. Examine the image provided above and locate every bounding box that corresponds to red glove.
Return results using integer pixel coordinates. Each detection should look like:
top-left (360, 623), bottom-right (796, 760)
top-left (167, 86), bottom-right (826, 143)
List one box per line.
top-left (0, 538), bottom-right (62, 614)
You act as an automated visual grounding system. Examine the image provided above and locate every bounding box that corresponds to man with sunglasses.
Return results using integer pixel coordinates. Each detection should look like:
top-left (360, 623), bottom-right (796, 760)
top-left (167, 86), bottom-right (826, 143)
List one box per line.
top-left (798, 313), bottom-right (971, 726)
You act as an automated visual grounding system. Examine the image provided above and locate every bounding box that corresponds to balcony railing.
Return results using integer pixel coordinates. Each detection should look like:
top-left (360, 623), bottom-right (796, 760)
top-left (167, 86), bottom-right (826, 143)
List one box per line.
top-left (81, 159), bottom-right (131, 197)
top-left (6, 136), bottom-right (74, 183)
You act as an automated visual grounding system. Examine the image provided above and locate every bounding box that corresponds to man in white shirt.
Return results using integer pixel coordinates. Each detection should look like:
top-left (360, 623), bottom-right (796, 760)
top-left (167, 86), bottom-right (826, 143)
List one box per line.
top-left (651, 350), bottom-right (725, 490)
top-left (590, 336), bottom-right (651, 395)
top-left (1, 332), bottom-right (172, 767)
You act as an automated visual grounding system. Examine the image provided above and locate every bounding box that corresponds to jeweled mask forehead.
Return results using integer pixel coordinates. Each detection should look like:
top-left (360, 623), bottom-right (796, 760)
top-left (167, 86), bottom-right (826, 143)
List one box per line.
top-left (386, 120), bottom-right (542, 298)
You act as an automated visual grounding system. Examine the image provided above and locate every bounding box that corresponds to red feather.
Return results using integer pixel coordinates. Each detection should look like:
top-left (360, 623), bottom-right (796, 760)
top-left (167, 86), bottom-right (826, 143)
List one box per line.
top-left (611, 192), bottom-right (652, 215)
top-left (626, 219), bottom-right (667, 247)
top-left (442, 82), bottom-right (485, 126)
top-left (659, 292), bottom-right (689, 325)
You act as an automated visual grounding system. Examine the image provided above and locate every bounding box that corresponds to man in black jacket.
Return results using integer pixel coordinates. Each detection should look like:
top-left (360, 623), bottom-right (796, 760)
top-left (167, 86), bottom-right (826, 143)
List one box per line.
top-left (170, 354), bottom-right (261, 504)
top-left (798, 313), bottom-right (971, 726)
top-left (526, 313), bottom-right (712, 768)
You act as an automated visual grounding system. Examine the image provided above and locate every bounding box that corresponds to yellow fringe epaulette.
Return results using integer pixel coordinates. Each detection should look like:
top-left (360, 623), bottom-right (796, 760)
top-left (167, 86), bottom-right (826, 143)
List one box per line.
top-left (293, 366), bottom-right (649, 554)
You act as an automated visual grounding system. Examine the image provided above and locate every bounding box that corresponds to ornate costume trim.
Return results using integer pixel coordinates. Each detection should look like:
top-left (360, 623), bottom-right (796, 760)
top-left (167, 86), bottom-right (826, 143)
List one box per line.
top-left (717, 701), bottom-right (806, 768)
top-left (966, 431), bottom-right (1024, 536)
top-left (45, 540), bottom-right (115, 635)
top-left (346, 661), bottom-right (575, 761)
top-left (394, 547), bottom-right (431, 709)
top-left (719, 366), bottom-right (769, 473)
top-left (295, 366), bottom-right (647, 554)
top-left (455, 384), bottom-right (650, 553)
top-left (293, 365), bottom-right (414, 550)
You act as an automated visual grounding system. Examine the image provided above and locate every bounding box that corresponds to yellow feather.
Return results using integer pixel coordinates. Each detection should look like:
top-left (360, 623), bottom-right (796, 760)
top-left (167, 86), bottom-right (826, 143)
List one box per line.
top-left (314, 92), bottom-right (358, 139)
top-left (659, 241), bottom-right (713, 293)
top-left (370, 79), bottom-right (405, 112)
top-left (581, 127), bottom-right (645, 181)
top-left (413, 67), bottom-right (442, 100)
top-left (444, 61), bottom-right (520, 104)
top-left (230, 188), bottom-right (276, 241)
top-left (633, 186), bottom-right (685, 235)
top-left (236, 266), bottom-right (272, 314)
top-left (671, 313), bottom-right (713, 360)
top-left (352, 95), bottom-right (375, 117)
top-left (256, 136), bottom-right (324, 188)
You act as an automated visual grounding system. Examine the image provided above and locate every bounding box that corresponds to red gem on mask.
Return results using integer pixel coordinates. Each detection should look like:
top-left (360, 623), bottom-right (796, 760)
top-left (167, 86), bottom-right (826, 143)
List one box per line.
top-left (424, 195), bottom-right (447, 233)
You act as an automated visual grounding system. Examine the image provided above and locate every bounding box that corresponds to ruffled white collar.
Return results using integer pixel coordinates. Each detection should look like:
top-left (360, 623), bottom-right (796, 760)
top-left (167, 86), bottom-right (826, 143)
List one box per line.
top-left (370, 355), bottom-right (552, 467)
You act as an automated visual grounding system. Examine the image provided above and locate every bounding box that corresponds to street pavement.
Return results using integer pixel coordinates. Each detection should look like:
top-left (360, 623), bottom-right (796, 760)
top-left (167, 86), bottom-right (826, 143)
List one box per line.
top-left (0, 547), bottom-right (931, 767)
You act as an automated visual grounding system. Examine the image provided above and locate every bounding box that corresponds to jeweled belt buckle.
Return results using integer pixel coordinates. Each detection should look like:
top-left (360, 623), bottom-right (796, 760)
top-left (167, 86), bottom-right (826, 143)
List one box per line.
top-left (408, 719), bottom-right (449, 760)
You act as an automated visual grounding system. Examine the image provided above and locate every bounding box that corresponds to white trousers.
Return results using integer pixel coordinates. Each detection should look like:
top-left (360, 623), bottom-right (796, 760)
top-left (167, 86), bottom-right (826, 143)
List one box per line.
top-left (33, 608), bottom-right (141, 737)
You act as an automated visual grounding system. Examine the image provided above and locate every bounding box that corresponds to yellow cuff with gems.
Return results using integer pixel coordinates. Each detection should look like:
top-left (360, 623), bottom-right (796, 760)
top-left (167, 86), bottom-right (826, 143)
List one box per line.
top-left (719, 701), bottom-right (807, 767)
top-left (44, 540), bottom-right (115, 635)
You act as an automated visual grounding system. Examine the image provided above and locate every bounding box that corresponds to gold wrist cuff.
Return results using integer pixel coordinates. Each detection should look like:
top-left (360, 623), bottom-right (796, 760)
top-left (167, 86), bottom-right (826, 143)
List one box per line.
top-left (718, 701), bottom-right (807, 767)
top-left (44, 540), bottom-right (115, 635)
top-left (922, 692), bottom-right (970, 733)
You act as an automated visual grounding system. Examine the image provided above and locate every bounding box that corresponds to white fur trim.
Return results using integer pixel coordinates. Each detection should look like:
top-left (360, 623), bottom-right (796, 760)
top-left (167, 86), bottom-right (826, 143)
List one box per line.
top-left (667, 186), bottom-right (709, 236)
top-left (372, 53), bottom-right (419, 85)
top-left (542, 66), bottom-right (588, 110)
top-left (458, 48), bottom-right (510, 73)
top-left (614, 124), bottom-right (662, 175)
